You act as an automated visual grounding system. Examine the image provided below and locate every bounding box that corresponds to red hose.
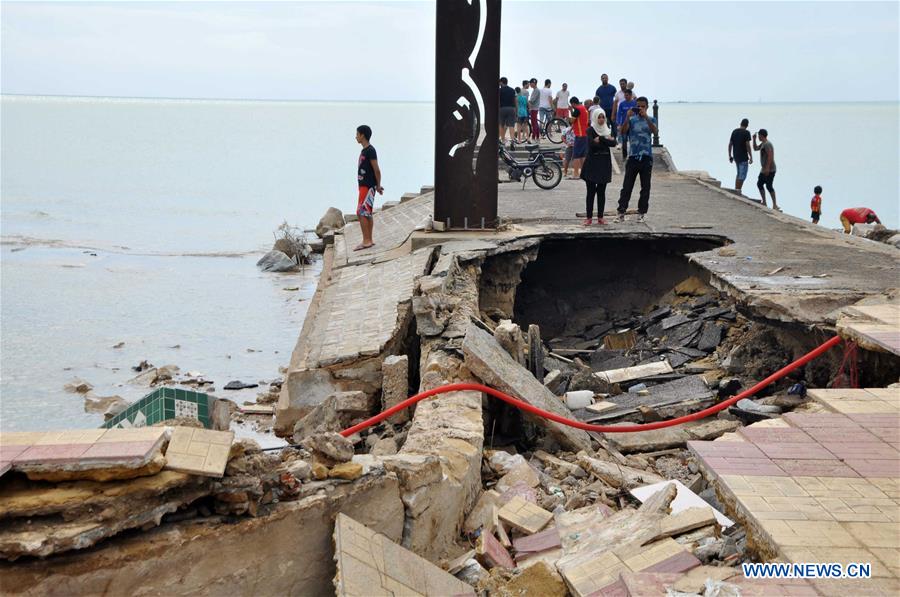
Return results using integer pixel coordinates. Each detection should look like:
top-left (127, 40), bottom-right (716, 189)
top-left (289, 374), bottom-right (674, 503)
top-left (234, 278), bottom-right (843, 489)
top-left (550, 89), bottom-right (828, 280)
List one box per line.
top-left (340, 335), bottom-right (842, 437)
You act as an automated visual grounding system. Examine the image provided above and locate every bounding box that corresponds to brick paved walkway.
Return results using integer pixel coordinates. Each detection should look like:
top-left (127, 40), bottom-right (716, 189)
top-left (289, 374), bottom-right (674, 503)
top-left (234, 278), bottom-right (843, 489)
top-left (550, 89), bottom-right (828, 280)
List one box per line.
top-left (689, 388), bottom-right (900, 585)
top-left (336, 193), bottom-right (433, 268)
top-left (293, 248), bottom-right (433, 368)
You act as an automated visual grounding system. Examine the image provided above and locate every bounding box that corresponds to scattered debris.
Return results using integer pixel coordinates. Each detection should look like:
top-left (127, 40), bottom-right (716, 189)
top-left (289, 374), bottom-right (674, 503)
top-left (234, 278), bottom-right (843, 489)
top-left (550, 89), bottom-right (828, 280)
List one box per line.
top-left (223, 380), bottom-right (258, 390)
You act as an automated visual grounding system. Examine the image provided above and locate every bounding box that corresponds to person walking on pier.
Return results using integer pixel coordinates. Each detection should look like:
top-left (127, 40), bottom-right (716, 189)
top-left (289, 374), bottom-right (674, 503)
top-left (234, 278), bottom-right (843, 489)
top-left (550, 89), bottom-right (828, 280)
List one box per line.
top-left (581, 109), bottom-right (617, 226)
top-left (354, 125), bottom-right (382, 251)
top-left (728, 118), bottom-right (752, 191)
top-left (752, 129), bottom-right (781, 211)
top-left (810, 186), bottom-right (823, 224)
top-left (595, 73), bottom-right (617, 121)
top-left (527, 79), bottom-right (540, 141)
top-left (616, 96), bottom-right (657, 223)
top-left (839, 207), bottom-right (881, 233)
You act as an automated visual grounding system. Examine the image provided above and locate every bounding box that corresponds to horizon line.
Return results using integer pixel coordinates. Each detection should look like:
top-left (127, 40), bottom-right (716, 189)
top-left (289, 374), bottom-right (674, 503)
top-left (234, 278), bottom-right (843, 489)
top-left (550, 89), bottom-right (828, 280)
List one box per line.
top-left (3, 93), bottom-right (898, 105)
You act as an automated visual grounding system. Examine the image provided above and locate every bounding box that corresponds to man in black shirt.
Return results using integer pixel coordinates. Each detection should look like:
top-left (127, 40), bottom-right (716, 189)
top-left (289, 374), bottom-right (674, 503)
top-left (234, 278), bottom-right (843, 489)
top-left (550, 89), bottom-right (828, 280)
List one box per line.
top-left (498, 77), bottom-right (517, 145)
top-left (728, 118), bottom-right (752, 191)
top-left (355, 125), bottom-right (382, 251)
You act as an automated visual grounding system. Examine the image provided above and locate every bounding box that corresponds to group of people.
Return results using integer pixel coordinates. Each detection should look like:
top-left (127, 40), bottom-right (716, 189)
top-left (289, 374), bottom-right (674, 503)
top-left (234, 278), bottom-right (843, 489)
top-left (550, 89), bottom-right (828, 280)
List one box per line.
top-left (728, 119), bottom-right (882, 233)
top-left (499, 75), bottom-right (656, 225)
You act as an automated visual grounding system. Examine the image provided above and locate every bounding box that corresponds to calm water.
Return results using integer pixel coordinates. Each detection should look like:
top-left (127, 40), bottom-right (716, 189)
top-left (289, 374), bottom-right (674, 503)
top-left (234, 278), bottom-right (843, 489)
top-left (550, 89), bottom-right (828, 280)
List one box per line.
top-left (1, 96), bottom-right (897, 430)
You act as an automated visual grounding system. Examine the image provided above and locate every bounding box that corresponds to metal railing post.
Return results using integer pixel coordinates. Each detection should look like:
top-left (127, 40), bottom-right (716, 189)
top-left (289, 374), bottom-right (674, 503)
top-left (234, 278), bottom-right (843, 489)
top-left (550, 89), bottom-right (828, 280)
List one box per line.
top-left (652, 100), bottom-right (661, 147)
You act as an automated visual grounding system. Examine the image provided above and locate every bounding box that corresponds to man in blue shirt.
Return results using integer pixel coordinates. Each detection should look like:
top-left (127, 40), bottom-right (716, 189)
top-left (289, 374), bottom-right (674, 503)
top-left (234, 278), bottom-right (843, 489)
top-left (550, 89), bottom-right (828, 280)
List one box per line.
top-left (614, 89), bottom-right (637, 160)
top-left (616, 96), bottom-right (657, 223)
top-left (595, 73), bottom-right (617, 121)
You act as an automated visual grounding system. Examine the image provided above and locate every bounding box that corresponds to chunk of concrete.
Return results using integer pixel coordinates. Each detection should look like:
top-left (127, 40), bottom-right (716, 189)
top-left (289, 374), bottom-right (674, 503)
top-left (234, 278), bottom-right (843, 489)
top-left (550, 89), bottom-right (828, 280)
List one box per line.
top-left (495, 461), bottom-right (541, 493)
top-left (292, 391), bottom-right (374, 442)
top-left (333, 513), bottom-right (475, 596)
top-left (381, 355), bottom-right (409, 424)
top-left (462, 323), bottom-right (591, 452)
top-left (379, 454), bottom-right (442, 491)
top-left (301, 432), bottom-right (355, 465)
top-left (494, 320), bottom-right (525, 365)
top-left (315, 206), bottom-right (345, 238)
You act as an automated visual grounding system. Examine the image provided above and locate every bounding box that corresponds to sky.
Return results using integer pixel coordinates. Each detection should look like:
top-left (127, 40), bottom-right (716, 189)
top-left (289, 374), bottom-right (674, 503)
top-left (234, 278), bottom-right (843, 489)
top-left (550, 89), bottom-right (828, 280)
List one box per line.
top-left (2, 1), bottom-right (898, 103)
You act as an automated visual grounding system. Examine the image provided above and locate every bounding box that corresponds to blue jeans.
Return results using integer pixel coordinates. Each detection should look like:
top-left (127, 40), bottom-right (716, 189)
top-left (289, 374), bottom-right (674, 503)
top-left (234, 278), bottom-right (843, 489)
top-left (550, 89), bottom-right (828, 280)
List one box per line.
top-left (735, 160), bottom-right (749, 181)
top-left (539, 107), bottom-right (552, 125)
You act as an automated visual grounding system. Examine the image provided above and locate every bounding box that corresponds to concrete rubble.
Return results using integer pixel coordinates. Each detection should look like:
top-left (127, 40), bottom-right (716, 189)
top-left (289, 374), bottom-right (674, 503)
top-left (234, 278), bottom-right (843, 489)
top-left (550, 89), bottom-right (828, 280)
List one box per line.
top-left (4, 177), bottom-right (900, 595)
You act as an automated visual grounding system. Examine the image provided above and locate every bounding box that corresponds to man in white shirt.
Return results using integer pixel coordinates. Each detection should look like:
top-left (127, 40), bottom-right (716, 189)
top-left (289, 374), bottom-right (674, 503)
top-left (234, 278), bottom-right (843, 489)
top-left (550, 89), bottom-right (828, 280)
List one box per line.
top-left (538, 79), bottom-right (553, 126)
top-left (611, 77), bottom-right (628, 135)
top-left (554, 83), bottom-right (570, 118)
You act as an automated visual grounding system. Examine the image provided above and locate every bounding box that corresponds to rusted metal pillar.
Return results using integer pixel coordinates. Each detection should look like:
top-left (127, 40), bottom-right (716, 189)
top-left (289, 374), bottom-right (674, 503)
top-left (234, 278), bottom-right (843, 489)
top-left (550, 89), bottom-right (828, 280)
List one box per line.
top-left (433, 0), bottom-right (501, 231)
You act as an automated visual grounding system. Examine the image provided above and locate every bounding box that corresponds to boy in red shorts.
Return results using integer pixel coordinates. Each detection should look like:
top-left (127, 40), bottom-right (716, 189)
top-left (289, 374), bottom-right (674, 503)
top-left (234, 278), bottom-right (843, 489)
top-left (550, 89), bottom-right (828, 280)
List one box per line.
top-left (810, 186), bottom-right (822, 224)
top-left (355, 125), bottom-right (382, 250)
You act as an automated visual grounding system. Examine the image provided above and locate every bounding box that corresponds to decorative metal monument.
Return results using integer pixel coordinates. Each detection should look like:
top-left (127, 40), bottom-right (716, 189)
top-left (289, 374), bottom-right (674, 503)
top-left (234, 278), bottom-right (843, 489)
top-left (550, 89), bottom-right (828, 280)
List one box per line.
top-left (433, 0), bottom-right (501, 230)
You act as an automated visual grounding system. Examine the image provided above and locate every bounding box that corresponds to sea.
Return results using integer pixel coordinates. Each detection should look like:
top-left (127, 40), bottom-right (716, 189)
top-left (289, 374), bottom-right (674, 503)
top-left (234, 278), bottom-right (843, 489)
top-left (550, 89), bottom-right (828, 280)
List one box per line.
top-left (1, 95), bottom-right (898, 432)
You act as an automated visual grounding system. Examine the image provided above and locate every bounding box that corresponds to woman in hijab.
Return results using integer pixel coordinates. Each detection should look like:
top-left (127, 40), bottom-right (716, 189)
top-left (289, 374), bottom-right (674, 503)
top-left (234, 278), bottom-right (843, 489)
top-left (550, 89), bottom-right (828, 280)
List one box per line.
top-left (580, 108), bottom-right (617, 225)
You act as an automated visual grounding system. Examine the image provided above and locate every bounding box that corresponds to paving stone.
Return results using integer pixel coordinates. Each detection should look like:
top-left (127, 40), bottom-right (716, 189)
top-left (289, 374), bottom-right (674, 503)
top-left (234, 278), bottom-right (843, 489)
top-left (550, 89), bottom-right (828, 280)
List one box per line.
top-left (498, 496), bottom-right (553, 534)
top-left (783, 412), bottom-right (865, 429)
top-left (163, 427), bottom-right (234, 478)
top-left (823, 442), bottom-right (899, 460)
top-left (333, 513), bottom-right (475, 597)
top-left (476, 529), bottom-right (515, 569)
top-left (754, 442), bottom-right (837, 460)
top-left (702, 456), bottom-right (789, 477)
top-left (774, 458), bottom-right (860, 478)
top-left (738, 426), bottom-right (815, 444)
top-left (844, 459), bottom-right (900, 478)
top-left (687, 440), bottom-right (766, 459)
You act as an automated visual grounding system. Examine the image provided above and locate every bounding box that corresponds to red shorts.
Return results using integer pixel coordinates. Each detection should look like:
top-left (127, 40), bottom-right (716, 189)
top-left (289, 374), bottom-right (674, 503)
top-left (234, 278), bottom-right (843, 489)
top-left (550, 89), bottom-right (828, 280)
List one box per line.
top-left (556, 108), bottom-right (569, 118)
top-left (357, 186), bottom-right (375, 217)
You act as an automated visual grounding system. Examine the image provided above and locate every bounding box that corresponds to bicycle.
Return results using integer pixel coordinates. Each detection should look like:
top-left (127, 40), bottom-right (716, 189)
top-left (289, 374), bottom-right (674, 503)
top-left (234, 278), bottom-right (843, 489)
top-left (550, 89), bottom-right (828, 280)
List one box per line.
top-left (499, 142), bottom-right (562, 190)
top-left (524, 114), bottom-right (568, 144)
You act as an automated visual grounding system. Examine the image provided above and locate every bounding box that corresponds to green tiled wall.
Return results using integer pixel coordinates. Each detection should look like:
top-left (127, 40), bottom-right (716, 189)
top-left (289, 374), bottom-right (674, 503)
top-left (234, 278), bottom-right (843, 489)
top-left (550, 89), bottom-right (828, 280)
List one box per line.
top-left (102, 387), bottom-right (212, 429)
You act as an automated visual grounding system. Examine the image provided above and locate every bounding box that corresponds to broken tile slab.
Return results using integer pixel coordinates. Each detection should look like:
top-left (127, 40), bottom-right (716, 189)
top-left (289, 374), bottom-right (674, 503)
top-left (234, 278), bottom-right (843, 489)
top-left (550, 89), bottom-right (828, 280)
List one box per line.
top-left (497, 482), bottom-right (538, 506)
top-left (687, 440), bottom-right (766, 459)
top-left (332, 513), bottom-right (475, 597)
top-left (238, 405), bottom-right (275, 415)
top-left (671, 565), bottom-right (739, 593)
top-left (476, 529), bottom-right (515, 569)
top-left (463, 490), bottom-right (501, 535)
top-left (164, 427), bottom-right (234, 478)
top-left (462, 322), bottom-right (591, 452)
top-left (0, 432), bottom-right (48, 446)
top-left (653, 507), bottom-right (719, 540)
top-left (695, 322), bottom-right (723, 352)
top-left (578, 454), bottom-right (665, 489)
top-left (596, 571), bottom-right (682, 597)
top-left (660, 313), bottom-right (692, 330)
top-left (783, 412), bottom-right (866, 430)
top-left (512, 526), bottom-right (561, 555)
top-left (594, 360), bottom-right (673, 385)
top-left (560, 537), bottom-right (699, 597)
top-left (498, 496), bottom-right (553, 534)
top-left (590, 375), bottom-right (713, 422)
top-left (631, 479), bottom-right (733, 529)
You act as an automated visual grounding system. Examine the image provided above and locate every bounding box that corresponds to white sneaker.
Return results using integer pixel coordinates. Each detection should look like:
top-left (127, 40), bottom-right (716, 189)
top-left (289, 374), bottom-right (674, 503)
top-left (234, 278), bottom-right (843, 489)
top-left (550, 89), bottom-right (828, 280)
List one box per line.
top-left (615, 213), bottom-right (626, 223)
top-left (637, 213), bottom-right (646, 223)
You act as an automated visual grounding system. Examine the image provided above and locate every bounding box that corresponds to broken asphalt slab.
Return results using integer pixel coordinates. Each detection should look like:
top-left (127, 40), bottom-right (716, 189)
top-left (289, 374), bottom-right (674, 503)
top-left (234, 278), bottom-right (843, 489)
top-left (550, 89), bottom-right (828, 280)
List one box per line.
top-left (462, 322), bottom-right (592, 452)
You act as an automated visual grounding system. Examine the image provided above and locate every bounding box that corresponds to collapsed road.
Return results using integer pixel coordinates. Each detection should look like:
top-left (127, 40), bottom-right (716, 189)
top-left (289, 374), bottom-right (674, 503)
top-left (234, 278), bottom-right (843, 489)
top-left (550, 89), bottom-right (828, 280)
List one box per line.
top-left (2, 150), bottom-right (899, 596)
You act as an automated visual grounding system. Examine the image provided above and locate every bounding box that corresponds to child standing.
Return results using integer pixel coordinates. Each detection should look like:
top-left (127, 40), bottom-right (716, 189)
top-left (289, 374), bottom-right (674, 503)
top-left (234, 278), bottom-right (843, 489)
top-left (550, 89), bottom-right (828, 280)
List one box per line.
top-left (810, 185), bottom-right (822, 224)
top-left (562, 125), bottom-right (575, 177)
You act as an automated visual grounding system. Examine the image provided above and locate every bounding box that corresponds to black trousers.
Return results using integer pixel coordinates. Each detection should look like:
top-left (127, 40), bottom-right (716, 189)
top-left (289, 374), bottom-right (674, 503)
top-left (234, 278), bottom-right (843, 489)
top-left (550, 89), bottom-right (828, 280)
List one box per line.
top-left (585, 181), bottom-right (607, 219)
top-left (618, 157), bottom-right (653, 214)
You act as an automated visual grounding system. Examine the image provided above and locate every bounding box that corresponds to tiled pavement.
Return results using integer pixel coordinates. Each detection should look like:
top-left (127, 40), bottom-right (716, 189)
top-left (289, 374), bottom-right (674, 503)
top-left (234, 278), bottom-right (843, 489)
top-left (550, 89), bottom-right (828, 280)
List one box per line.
top-left (163, 427), bottom-right (233, 477)
top-left (837, 304), bottom-right (900, 357)
top-left (293, 248), bottom-right (434, 368)
top-left (0, 428), bottom-right (168, 477)
top-left (335, 193), bottom-right (433, 268)
top-left (688, 388), bottom-right (900, 584)
top-left (332, 513), bottom-right (475, 597)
